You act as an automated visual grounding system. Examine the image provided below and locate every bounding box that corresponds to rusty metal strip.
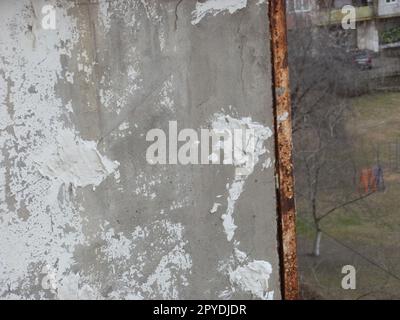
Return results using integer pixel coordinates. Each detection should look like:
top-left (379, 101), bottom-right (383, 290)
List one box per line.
top-left (269, 0), bottom-right (299, 300)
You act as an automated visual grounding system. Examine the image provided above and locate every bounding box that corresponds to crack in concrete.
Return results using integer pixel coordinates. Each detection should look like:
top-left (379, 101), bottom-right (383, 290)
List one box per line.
top-left (174, 0), bottom-right (184, 31)
top-left (238, 14), bottom-right (246, 98)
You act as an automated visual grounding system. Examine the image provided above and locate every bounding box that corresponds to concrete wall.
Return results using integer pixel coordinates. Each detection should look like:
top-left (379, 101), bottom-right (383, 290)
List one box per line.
top-left (378, 0), bottom-right (400, 17)
top-left (357, 19), bottom-right (380, 51)
top-left (0, 0), bottom-right (281, 299)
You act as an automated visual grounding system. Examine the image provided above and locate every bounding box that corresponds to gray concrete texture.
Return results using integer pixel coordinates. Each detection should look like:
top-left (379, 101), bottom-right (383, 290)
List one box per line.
top-left (0, 0), bottom-right (280, 299)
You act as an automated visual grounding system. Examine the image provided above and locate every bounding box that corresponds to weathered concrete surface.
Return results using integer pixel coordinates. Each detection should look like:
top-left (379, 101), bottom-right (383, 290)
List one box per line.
top-left (0, 0), bottom-right (280, 299)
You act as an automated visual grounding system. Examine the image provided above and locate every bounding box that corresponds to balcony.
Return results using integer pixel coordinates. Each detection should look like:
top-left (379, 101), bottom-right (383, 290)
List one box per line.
top-left (313, 6), bottom-right (374, 26)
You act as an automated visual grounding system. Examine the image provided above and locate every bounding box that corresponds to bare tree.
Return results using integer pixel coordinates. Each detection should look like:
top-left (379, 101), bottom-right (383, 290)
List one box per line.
top-left (288, 23), bottom-right (368, 256)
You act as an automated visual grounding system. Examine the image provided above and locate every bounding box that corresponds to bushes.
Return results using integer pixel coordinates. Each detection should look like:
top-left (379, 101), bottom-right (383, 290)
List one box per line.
top-left (381, 27), bottom-right (400, 44)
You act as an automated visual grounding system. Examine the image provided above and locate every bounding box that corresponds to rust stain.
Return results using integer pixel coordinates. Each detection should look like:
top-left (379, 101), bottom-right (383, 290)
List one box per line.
top-left (269, 0), bottom-right (299, 300)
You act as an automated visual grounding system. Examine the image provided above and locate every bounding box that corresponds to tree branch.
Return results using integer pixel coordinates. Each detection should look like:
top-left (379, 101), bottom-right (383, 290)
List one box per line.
top-left (316, 191), bottom-right (375, 222)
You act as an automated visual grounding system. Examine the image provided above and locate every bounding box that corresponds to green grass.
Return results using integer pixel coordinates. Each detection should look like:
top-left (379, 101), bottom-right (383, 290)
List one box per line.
top-left (349, 92), bottom-right (400, 143)
top-left (297, 93), bottom-right (400, 238)
top-left (297, 91), bottom-right (400, 299)
top-left (296, 216), bottom-right (316, 239)
top-left (297, 91), bottom-right (400, 244)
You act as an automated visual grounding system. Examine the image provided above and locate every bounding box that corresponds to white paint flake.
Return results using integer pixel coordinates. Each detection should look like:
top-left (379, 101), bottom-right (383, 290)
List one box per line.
top-left (98, 0), bottom-right (112, 33)
top-left (100, 220), bottom-right (192, 299)
top-left (210, 113), bottom-right (273, 241)
top-left (99, 62), bottom-right (142, 115)
top-left (211, 113), bottom-right (276, 299)
top-left (191, 0), bottom-right (247, 25)
top-left (0, 1), bottom-right (116, 299)
top-left (134, 171), bottom-right (162, 199)
top-left (118, 121), bottom-right (130, 131)
top-left (0, 75), bottom-right (12, 131)
top-left (0, 1), bottom-right (94, 299)
top-left (229, 260), bottom-right (274, 300)
top-left (56, 273), bottom-right (100, 300)
top-left (35, 129), bottom-right (119, 189)
top-left (158, 75), bottom-right (175, 112)
top-left (234, 247), bottom-right (247, 263)
top-left (210, 202), bottom-right (221, 214)
top-left (262, 157), bottom-right (273, 170)
top-left (100, 227), bottom-right (133, 261)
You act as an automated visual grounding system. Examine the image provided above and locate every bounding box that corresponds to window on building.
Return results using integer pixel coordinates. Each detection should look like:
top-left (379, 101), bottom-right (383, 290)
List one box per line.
top-left (287, 0), bottom-right (312, 13)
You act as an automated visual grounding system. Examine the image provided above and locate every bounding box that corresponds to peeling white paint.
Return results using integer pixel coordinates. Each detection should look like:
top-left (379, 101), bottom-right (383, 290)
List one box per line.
top-left (35, 129), bottom-right (119, 189)
top-left (0, 0), bottom-right (92, 299)
top-left (229, 260), bottom-right (274, 300)
top-left (262, 157), bottom-right (273, 170)
top-left (169, 198), bottom-right (190, 211)
top-left (98, 0), bottom-right (112, 33)
top-left (211, 113), bottom-right (273, 176)
top-left (234, 246), bottom-right (248, 263)
top-left (140, 0), bottom-right (161, 22)
top-left (134, 171), bottom-right (162, 199)
top-left (100, 227), bottom-right (132, 261)
top-left (99, 62), bottom-right (142, 115)
top-left (56, 273), bottom-right (100, 300)
top-left (158, 75), bottom-right (175, 112)
top-left (100, 220), bottom-right (192, 299)
top-left (211, 113), bottom-right (275, 299)
top-left (210, 113), bottom-right (273, 241)
top-left (210, 202), bottom-right (221, 214)
top-left (139, 0), bottom-right (166, 52)
top-left (0, 75), bottom-right (12, 131)
top-left (0, 0), bottom-right (277, 300)
top-left (141, 243), bottom-right (192, 299)
top-left (118, 121), bottom-right (130, 131)
top-left (191, 0), bottom-right (247, 25)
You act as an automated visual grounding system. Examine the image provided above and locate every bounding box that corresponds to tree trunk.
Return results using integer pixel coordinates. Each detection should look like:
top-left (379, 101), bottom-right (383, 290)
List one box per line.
top-left (310, 187), bottom-right (321, 256)
top-left (312, 230), bottom-right (322, 257)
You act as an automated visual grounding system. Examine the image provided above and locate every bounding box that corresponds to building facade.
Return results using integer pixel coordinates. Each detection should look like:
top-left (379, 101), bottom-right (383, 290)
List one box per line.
top-left (286, 0), bottom-right (400, 52)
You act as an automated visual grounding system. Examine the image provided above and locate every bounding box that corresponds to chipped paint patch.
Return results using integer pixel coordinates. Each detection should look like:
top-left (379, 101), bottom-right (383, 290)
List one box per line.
top-left (210, 202), bottom-right (221, 214)
top-left (229, 260), bottom-right (274, 300)
top-left (99, 62), bottom-right (142, 115)
top-left (222, 180), bottom-right (243, 240)
top-left (210, 113), bottom-right (275, 299)
top-left (0, 0), bottom-right (92, 299)
top-left (158, 75), bottom-right (175, 112)
top-left (191, 0), bottom-right (248, 25)
top-left (35, 129), bottom-right (119, 189)
top-left (100, 220), bottom-right (192, 299)
top-left (210, 113), bottom-right (273, 241)
top-left (98, 0), bottom-right (112, 33)
top-left (118, 121), bottom-right (130, 131)
top-left (133, 171), bottom-right (162, 199)
top-left (262, 157), bottom-right (273, 170)
top-left (169, 197), bottom-right (190, 211)
top-left (100, 227), bottom-right (133, 261)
